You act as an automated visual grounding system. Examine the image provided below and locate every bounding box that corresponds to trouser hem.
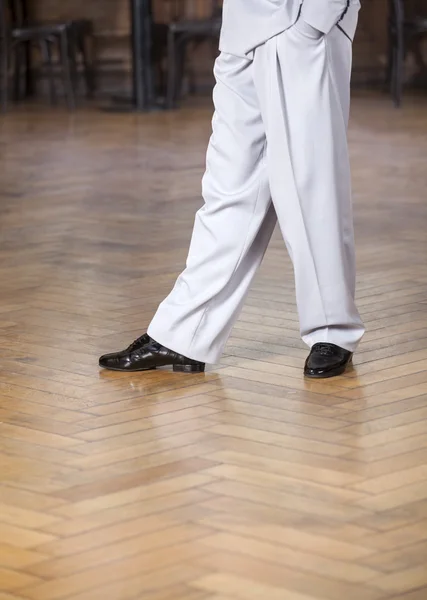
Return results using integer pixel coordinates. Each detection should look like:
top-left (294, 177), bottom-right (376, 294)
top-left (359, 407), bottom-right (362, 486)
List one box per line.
top-left (147, 324), bottom-right (216, 365)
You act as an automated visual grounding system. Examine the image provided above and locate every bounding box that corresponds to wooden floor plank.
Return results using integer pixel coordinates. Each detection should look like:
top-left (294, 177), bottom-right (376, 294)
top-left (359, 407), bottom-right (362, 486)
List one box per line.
top-left (1, 96), bottom-right (426, 598)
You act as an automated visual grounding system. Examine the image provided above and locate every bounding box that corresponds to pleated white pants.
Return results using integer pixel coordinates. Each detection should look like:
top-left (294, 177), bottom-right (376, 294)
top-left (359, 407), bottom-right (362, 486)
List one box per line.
top-left (148, 23), bottom-right (365, 364)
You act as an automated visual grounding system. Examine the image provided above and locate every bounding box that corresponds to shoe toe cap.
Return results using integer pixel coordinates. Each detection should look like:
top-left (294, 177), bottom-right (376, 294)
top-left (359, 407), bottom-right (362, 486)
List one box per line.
top-left (99, 353), bottom-right (125, 369)
top-left (306, 355), bottom-right (330, 370)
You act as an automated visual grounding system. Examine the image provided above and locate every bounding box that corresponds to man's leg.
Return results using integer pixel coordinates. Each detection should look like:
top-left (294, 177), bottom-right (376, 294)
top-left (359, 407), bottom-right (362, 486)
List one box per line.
top-left (147, 52), bottom-right (276, 364)
top-left (253, 11), bottom-right (365, 357)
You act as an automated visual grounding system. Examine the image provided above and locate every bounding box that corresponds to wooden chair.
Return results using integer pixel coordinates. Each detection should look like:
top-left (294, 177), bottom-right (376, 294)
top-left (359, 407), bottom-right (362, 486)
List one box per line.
top-left (387, 0), bottom-right (427, 107)
top-left (164, 0), bottom-right (222, 108)
top-left (0, 0), bottom-right (95, 111)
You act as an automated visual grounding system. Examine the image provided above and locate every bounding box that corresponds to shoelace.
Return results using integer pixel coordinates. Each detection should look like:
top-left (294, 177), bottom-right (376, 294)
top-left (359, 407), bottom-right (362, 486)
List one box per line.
top-left (128, 334), bottom-right (150, 353)
top-left (316, 344), bottom-right (335, 357)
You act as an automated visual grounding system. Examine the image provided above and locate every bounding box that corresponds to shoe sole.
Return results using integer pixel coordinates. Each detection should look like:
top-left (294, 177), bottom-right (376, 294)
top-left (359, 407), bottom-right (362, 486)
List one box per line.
top-left (304, 359), bottom-right (353, 379)
top-left (99, 363), bottom-right (205, 373)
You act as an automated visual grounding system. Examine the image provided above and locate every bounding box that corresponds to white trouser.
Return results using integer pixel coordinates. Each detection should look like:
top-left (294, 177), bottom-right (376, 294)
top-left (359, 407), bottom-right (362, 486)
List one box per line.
top-left (148, 24), bottom-right (365, 364)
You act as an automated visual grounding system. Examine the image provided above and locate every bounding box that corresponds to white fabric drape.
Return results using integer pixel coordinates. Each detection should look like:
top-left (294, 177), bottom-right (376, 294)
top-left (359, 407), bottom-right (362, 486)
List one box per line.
top-left (148, 16), bottom-right (364, 364)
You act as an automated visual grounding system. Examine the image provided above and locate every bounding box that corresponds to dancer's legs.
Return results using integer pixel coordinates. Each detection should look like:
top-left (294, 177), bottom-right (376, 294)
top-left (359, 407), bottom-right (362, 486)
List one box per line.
top-left (148, 52), bottom-right (276, 363)
top-left (149, 14), bottom-right (364, 362)
top-left (252, 19), bottom-right (364, 352)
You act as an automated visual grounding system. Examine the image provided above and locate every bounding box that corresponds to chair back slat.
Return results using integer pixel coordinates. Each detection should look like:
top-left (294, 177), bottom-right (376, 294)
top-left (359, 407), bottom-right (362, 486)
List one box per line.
top-left (160, 0), bottom-right (222, 22)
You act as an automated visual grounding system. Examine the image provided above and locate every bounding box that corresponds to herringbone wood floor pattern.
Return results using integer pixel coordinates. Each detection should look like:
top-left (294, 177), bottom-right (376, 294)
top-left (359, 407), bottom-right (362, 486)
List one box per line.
top-left (0, 94), bottom-right (427, 600)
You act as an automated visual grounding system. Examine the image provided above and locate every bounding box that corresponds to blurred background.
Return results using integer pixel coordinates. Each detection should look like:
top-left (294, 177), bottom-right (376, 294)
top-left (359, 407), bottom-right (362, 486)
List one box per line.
top-left (0, 0), bottom-right (427, 110)
top-left (1, 2), bottom-right (427, 600)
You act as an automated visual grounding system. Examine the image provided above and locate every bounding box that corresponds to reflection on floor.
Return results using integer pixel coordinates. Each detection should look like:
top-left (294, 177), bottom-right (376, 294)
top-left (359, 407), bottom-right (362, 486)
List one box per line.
top-left (0, 95), bottom-right (427, 600)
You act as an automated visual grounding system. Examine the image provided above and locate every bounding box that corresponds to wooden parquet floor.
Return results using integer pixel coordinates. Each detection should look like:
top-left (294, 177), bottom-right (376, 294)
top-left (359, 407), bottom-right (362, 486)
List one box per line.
top-left (1, 94), bottom-right (427, 600)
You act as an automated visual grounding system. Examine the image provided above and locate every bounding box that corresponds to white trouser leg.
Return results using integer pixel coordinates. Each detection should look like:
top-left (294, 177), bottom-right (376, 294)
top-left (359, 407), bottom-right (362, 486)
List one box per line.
top-left (148, 53), bottom-right (276, 363)
top-left (253, 24), bottom-right (364, 352)
top-left (149, 24), bottom-right (365, 363)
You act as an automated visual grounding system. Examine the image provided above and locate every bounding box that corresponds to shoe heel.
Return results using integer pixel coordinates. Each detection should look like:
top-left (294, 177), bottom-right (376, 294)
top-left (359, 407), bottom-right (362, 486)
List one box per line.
top-left (173, 363), bottom-right (205, 373)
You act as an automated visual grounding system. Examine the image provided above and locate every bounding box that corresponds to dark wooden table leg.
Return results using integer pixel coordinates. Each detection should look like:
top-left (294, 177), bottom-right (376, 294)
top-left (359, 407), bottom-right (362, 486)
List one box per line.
top-left (22, 0), bottom-right (35, 96)
top-left (0, 0), bottom-right (8, 110)
top-left (102, 0), bottom-right (160, 112)
top-left (131, 0), bottom-right (153, 110)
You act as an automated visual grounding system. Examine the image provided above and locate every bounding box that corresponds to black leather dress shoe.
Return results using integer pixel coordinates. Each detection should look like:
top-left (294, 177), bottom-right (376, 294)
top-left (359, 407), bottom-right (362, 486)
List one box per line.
top-left (99, 335), bottom-right (205, 373)
top-left (304, 342), bottom-right (353, 379)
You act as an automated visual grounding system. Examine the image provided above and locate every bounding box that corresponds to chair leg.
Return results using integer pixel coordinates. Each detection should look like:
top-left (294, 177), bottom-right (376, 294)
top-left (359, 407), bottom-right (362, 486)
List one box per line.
top-left (13, 43), bottom-right (23, 101)
top-left (24, 40), bottom-right (34, 97)
top-left (59, 31), bottom-right (76, 109)
top-left (395, 36), bottom-right (404, 108)
top-left (39, 39), bottom-right (56, 105)
top-left (411, 37), bottom-right (427, 85)
top-left (412, 37), bottom-right (426, 73)
top-left (177, 40), bottom-right (188, 99)
top-left (385, 28), bottom-right (393, 87)
top-left (187, 41), bottom-right (197, 96)
top-left (79, 33), bottom-right (96, 98)
top-left (70, 44), bottom-right (79, 100)
top-left (157, 61), bottom-right (165, 98)
top-left (166, 29), bottom-right (177, 109)
top-left (166, 31), bottom-right (187, 109)
top-left (0, 33), bottom-right (8, 111)
top-left (391, 48), bottom-right (397, 107)
top-left (168, 36), bottom-right (188, 108)
top-left (390, 33), bottom-right (404, 108)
